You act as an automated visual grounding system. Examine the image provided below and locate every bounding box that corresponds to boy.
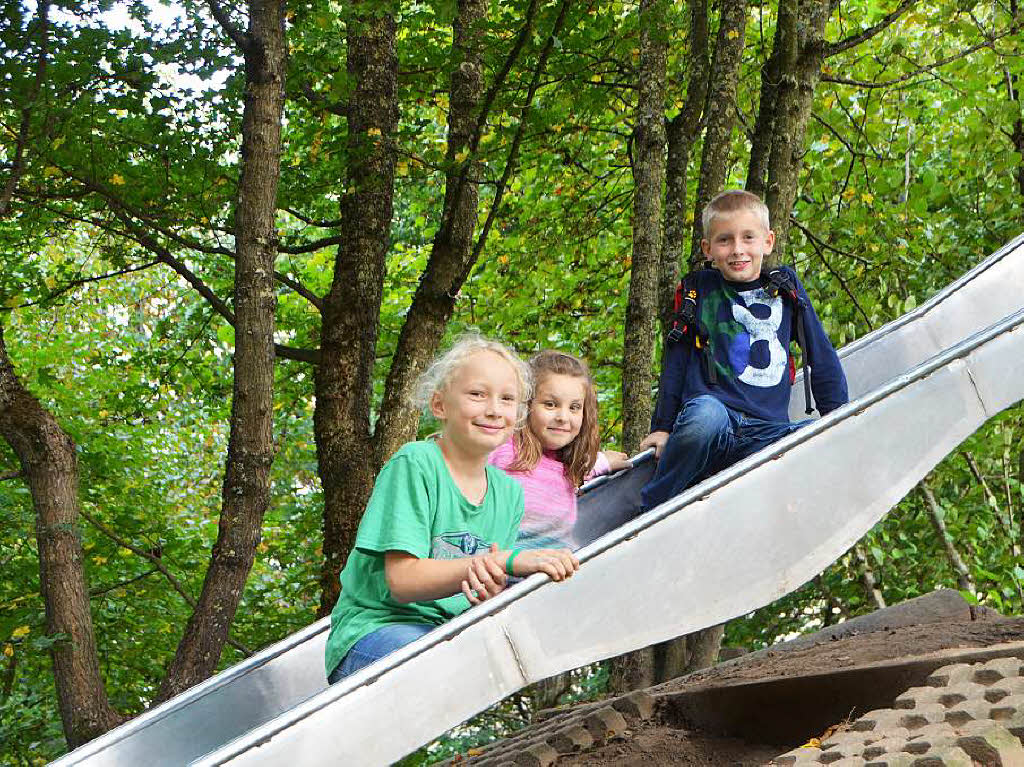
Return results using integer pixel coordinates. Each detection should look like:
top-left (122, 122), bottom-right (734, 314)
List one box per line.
top-left (639, 190), bottom-right (848, 510)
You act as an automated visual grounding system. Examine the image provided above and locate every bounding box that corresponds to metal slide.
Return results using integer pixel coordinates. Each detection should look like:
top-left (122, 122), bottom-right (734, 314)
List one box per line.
top-left (52, 236), bottom-right (1024, 766)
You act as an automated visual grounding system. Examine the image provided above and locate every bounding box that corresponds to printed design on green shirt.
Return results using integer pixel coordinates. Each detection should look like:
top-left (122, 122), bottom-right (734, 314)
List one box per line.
top-left (431, 531), bottom-right (489, 560)
top-left (701, 284), bottom-right (786, 387)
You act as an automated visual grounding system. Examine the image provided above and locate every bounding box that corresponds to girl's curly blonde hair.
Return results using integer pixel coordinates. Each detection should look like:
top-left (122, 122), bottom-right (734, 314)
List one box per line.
top-left (411, 333), bottom-right (533, 422)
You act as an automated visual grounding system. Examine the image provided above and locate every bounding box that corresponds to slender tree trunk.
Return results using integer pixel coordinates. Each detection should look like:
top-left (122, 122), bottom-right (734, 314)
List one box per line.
top-left (688, 0), bottom-right (749, 262)
top-left (763, 0), bottom-right (832, 258)
top-left (315, 1), bottom-right (399, 616)
top-left (963, 450), bottom-right (1020, 559)
top-left (854, 544), bottom-right (886, 609)
top-left (620, 0), bottom-right (750, 692)
top-left (661, 0), bottom-right (709, 330)
top-left (682, 623), bottom-right (724, 673)
top-left (0, 326), bottom-right (123, 745)
top-left (745, 0), bottom-right (793, 198)
top-left (919, 479), bottom-right (976, 595)
top-left (612, 0), bottom-right (745, 695)
top-left (158, 0), bottom-right (284, 700)
top-left (622, 0), bottom-right (668, 453)
top-left (649, 0), bottom-right (709, 683)
top-left (0, 0), bottom-right (123, 747)
top-left (609, 644), bottom-right (657, 692)
top-left (1008, 0), bottom-right (1023, 206)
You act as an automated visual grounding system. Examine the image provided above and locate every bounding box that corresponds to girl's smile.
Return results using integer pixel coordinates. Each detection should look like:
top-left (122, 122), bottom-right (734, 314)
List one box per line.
top-left (431, 351), bottom-right (520, 458)
top-left (529, 373), bottom-right (587, 452)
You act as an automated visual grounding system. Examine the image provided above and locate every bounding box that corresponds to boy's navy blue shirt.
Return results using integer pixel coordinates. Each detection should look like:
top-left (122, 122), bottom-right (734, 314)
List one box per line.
top-left (651, 266), bottom-right (848, 432)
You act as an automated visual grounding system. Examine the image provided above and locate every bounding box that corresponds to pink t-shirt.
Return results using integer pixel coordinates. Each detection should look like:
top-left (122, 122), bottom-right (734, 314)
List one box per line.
top-left (488, 440), bottom-right (610, 550)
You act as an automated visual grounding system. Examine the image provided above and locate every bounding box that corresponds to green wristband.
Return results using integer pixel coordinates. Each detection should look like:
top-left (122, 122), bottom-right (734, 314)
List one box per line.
top-left (505, 549), bottom-right (521, 576)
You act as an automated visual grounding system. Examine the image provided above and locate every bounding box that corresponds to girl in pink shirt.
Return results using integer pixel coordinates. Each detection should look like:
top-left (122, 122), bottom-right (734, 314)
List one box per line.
top-left (489, 351), bottom-right (628, 550)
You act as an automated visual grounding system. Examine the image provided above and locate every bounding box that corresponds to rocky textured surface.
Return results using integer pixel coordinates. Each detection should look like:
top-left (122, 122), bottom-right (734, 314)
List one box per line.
top-left (770, 656), bottom-right (1024, 765)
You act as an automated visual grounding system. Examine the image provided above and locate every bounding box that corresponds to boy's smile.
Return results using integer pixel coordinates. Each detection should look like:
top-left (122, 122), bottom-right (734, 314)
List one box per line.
top-left (701, 209), bottom-right (775, 283)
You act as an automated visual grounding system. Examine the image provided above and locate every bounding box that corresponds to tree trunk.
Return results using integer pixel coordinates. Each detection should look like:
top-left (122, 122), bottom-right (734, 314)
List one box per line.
top-left (682, 623), bottom-right (724, 674)
top-left (315, 0), bottom-right (568, 614)
top-left (315, 1), bottom-right (399, 616)
top-left (763, 0), bottom-right (832, 258)
top-left (622, 0), bottom-right (669, 453)
top-left (371, 0), bottom-right (492, 471)
top-left (688, 0), bottom-right (749, 261)
top-left (1009, 0), bottom-right (1023, 204)
top-left (661, 0), bottom-right (709, 327)
top-left (745, 0), bottom-right (792, 198)
top-left (0, 326), bottom-right (123, 746)
top-left (158, 0), bottom-right (284, 701)
top-left (608, 643), bottom-right (657, 692)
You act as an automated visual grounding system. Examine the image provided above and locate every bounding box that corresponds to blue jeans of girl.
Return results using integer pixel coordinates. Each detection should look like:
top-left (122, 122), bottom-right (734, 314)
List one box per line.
top-left (327, 623), bottom-right (435, 684)
top-left (640, 395), bottom-right (807, 511)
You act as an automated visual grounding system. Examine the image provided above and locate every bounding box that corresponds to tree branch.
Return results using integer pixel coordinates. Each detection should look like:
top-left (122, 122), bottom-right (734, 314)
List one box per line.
top-left (0, 469), bottom-right (24, 482)
top-left (853, 544), bottom-right (886, 609)
top-left (8, 260), bottom-right (160, 310)
top-left (207, 0), bottom-right (251, 53)
top-left (466, 0), bottom-right (541, 157)
top-left (919, 478), bottom-right (976, 595)
top-left (281, 207), bottom-right (344, 228)
top-left (274, 270), bottom-right (323, 311)
top-left (89, 568), bottom-right (159, 597)
top-left (277, 234), bottom-right (344, 255)
top-left (109, 215), bottom-right (320, 364)
top-left (79, 509), bottom-right (253, 656)
top-left (963, 450), bottom-right (1020, 559)
top-left (468, 0), bottom-right (571, 269)
top-left (790, 218), bottom-right (874, 330)
top-left (823, 31), bottom-right (1015, 89)
top-left (826, 0), bottom-right (916, 56)
top-left (62, 174), bottom-right (324, 312)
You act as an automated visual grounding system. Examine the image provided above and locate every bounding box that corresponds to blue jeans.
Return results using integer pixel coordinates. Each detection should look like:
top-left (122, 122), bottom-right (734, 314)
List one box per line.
top-left (640, 395), bottom-right (806, 510)
top-left (327, 623), bottom-right (435, 684)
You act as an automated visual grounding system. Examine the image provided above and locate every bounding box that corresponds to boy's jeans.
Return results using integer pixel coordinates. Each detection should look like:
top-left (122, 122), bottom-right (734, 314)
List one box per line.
top-left (640, 395), bottom-right (807, 510)
top-left (327, 623), bottom-right (434, 684)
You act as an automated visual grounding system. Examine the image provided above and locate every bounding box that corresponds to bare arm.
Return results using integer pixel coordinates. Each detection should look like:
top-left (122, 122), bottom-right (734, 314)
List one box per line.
top-left (385, 549), bottom-right (507, 603)
top-left (385, 545), bottom-right (581, 605)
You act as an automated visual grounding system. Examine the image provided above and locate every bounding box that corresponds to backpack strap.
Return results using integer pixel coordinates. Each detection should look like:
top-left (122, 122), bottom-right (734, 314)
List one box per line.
top-left (666, 272), bottom-right (717, 385)
top-left (764, 267), bottom-right (814, 415)
top-left (667, 275), bottom-right (698, 344)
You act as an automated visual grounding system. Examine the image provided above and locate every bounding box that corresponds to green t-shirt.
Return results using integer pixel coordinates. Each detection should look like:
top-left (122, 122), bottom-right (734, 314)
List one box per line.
top-left (324, 440), bottom-right (525, 676)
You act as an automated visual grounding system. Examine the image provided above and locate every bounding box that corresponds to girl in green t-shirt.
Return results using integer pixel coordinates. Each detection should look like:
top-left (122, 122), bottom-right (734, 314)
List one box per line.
top-left (325, 335), bottom-right (581, 683)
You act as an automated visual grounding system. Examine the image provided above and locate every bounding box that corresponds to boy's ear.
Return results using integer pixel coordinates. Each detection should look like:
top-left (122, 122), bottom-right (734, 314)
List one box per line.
top-left (429, 390), bottom-right (446, 420)
top-left (765, 229), bottom-right (776, 254)
top-left (700, 238), bottom-right (711, 257)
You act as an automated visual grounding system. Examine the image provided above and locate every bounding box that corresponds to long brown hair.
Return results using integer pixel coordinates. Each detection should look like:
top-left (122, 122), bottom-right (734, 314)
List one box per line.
top-left (509, 350), bottom-right (600, 488)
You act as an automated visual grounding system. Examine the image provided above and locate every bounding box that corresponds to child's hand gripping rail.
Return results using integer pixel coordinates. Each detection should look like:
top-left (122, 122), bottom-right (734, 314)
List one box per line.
top-left (577, 448), bottom-right (655, 496)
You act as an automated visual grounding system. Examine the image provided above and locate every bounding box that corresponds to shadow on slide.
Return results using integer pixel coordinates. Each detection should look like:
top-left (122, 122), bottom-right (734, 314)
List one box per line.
top-left (573, 451), bottom-right (656, 548)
